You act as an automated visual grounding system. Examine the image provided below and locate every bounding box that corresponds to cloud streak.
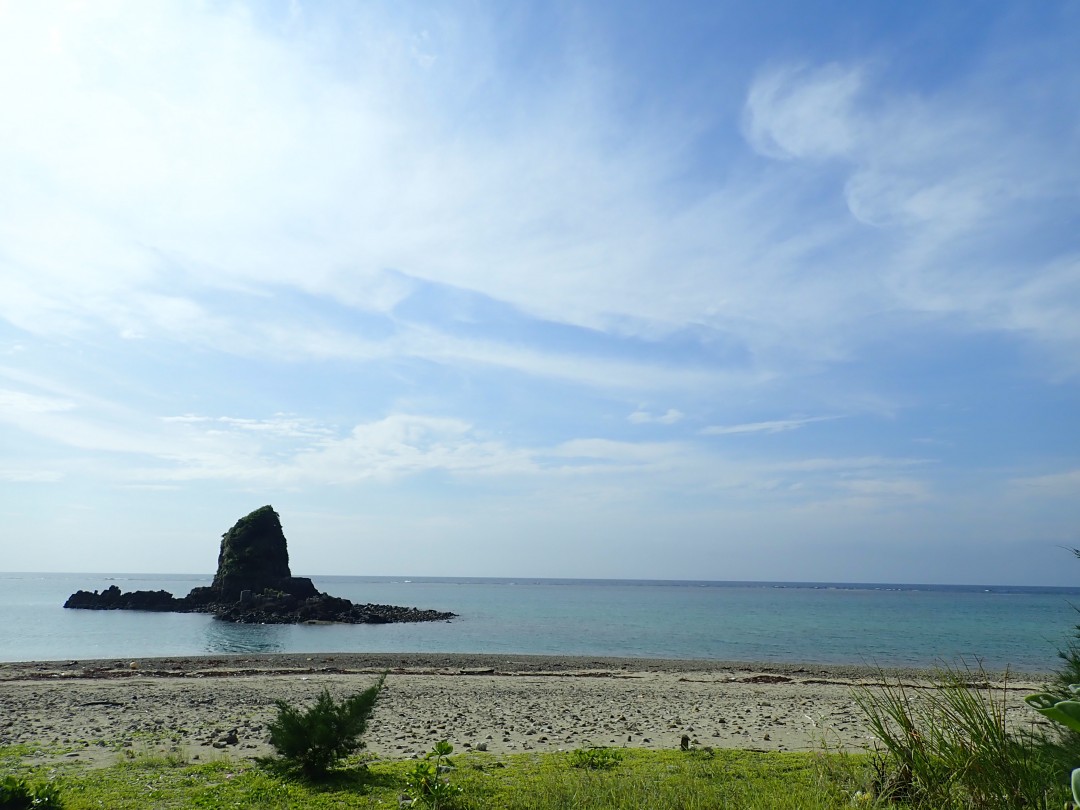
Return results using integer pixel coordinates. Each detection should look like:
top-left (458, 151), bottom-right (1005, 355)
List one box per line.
top-left (702, 416), bottom-right (838, 436)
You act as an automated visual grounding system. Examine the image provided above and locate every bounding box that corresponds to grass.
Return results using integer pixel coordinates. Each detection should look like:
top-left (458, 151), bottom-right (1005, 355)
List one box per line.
top-left (0, 745), bottom-right (869, 810)
top-left (853, 664), bottom-right (1074, 809)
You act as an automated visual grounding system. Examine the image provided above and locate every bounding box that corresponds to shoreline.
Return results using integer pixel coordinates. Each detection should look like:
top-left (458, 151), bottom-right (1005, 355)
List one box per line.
top-left (0, 653), bottom-right (1051, 768)
top-left (0, 651), bottom-right (1052, 681)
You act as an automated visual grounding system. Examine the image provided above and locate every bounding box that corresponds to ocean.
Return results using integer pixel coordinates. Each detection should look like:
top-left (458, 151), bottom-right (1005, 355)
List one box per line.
top-left (3, 573), bottom-right (1078, 673)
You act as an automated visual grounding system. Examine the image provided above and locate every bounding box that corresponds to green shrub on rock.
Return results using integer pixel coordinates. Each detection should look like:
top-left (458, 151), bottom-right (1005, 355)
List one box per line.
top-left (267, 674), bottom-right (385, 777)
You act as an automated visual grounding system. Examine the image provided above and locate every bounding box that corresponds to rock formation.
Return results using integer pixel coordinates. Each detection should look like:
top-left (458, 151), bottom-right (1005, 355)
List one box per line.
top-left (64, 506), bottom-right (455, 625)
top-left (182, 505), bottom-right (320, 608)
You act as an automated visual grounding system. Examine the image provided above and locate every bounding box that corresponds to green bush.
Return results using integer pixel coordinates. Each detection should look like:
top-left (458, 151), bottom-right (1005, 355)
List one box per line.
top-left (0, 775), bottom-right (63, 809)
top-left (267, 674), bottom-right (385, 777)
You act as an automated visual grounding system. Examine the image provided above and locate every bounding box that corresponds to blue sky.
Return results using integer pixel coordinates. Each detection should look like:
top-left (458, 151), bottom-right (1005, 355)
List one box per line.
top-left (1, 0), bottom-right (1078, 584)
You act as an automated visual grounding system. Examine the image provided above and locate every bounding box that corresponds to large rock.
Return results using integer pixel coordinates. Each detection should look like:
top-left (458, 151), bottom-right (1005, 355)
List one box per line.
top-left (63, 506), bottom-right (455, 625)
top-left (186, 505), bottom-right (319, 604)
top-left (210, 506), bottom-right (295, 598)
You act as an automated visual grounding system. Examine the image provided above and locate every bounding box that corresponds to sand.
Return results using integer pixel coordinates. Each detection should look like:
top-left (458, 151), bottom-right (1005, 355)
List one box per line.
top-left (0, 653), bottom-right (1047, 768)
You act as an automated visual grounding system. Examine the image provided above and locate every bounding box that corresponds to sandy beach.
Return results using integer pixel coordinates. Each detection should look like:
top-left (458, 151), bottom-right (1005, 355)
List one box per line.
top-left (0, 654), bottom-right (1047, 768)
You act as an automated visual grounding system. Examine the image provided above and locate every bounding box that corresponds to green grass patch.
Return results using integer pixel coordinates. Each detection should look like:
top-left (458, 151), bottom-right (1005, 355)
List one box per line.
top-left (1, 746), bottom-right (870, 810)
top-left (0, 745), bottom-right (43, 769)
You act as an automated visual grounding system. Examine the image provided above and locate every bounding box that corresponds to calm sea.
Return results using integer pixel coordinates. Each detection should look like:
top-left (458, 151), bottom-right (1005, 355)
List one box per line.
top-left (2, 573), bottom-right (1078, 673)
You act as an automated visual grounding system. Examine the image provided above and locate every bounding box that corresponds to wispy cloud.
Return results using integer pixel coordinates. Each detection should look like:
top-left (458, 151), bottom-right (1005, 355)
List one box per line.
top-left (628, 408), bottom-right (684, 425)
top-left (743, 63), bottom-right (863, 161)
top-left (161, 414), bottom-right (335, 440)
top-left (0, 468), bottom-right (65, 483)
top-left (702, 416), bottom-right (837, 436)
top-left (0, 389), bottom-right (77, 415)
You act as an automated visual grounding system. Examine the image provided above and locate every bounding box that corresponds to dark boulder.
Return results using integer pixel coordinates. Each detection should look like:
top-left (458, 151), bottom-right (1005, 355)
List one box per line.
top-left (63, 585), bottom-right (179, 612)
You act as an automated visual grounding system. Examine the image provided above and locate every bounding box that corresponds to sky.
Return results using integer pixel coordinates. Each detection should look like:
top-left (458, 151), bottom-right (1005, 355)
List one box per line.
top-left (1, 0), bottom-right (1078, 585)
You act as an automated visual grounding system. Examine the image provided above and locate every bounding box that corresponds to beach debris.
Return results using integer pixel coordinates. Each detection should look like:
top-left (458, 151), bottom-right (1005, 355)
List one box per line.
top-left (741, 674), bottom-right (792, 684)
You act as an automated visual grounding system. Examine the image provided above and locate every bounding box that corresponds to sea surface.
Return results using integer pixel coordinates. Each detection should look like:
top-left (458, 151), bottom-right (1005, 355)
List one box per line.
top-left (3, 573), bottom-right (1079, 673)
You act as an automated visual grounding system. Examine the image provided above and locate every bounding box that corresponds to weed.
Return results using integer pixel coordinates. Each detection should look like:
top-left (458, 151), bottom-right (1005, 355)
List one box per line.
top-left (853, 662), bottom-right (1065, 808)
top-left (403, 740), bottom-right (463, 808)
top-left (568, 746), bottom-right (624, 770)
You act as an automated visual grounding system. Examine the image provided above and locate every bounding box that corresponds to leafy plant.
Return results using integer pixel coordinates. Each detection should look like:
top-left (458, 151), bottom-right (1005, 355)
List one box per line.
top-left (267, 674), bottom-right (385, 777)
top-left (0, 775), bottom-right (63, 809)
top-left (403, 740), bottom-right (463, 808)
top-left (1027, 684), bottom-right (1080, 806)
top-left (568, 745), bottom-right (624, 770)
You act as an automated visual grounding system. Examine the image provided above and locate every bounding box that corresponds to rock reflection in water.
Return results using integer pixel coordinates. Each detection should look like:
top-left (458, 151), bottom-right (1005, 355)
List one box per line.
top-left (204, 619), bottom-right (287, 654)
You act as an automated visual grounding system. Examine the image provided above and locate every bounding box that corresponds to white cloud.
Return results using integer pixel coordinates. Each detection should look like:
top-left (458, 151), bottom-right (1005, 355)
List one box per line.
top-left (628, 408), bottom-right (684, 425)
top-left (0, 369), bottom-right (934, 504)
top-left (289, 415), bottom-right (537, 483)
top-left (702, 416), bottom-right (836, 436)
top-left (0, 389), bottom-right (76, 414)
top-left (0, 468), bottom-right (64, 483)
top-left (742, 63), bottom-right (862, 161)
top-left (162, 414), bottom-right (334, 440)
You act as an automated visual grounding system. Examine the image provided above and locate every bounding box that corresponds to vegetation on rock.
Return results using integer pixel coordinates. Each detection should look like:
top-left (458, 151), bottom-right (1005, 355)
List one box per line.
top-left (211, 505), bottom-right (294, 597)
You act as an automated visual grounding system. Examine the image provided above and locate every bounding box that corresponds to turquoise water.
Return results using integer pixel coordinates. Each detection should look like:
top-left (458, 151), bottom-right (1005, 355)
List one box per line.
top-left (2, 573), bottom-right (1078, 672)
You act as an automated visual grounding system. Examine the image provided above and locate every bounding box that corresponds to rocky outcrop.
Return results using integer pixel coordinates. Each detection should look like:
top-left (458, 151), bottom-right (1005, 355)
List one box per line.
top-left (213, 596), bottom-right (453, 625)
top-left (63, 506), bottom-right (455, 625)
top-left (209, 505), bottom-right (298, 599)
top-left (63, 585), bottom-right (178, 612)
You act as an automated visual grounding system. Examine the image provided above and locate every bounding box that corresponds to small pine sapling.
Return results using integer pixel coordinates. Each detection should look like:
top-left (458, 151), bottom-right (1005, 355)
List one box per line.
top-left (268, 673), bottom-right (385, 777)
